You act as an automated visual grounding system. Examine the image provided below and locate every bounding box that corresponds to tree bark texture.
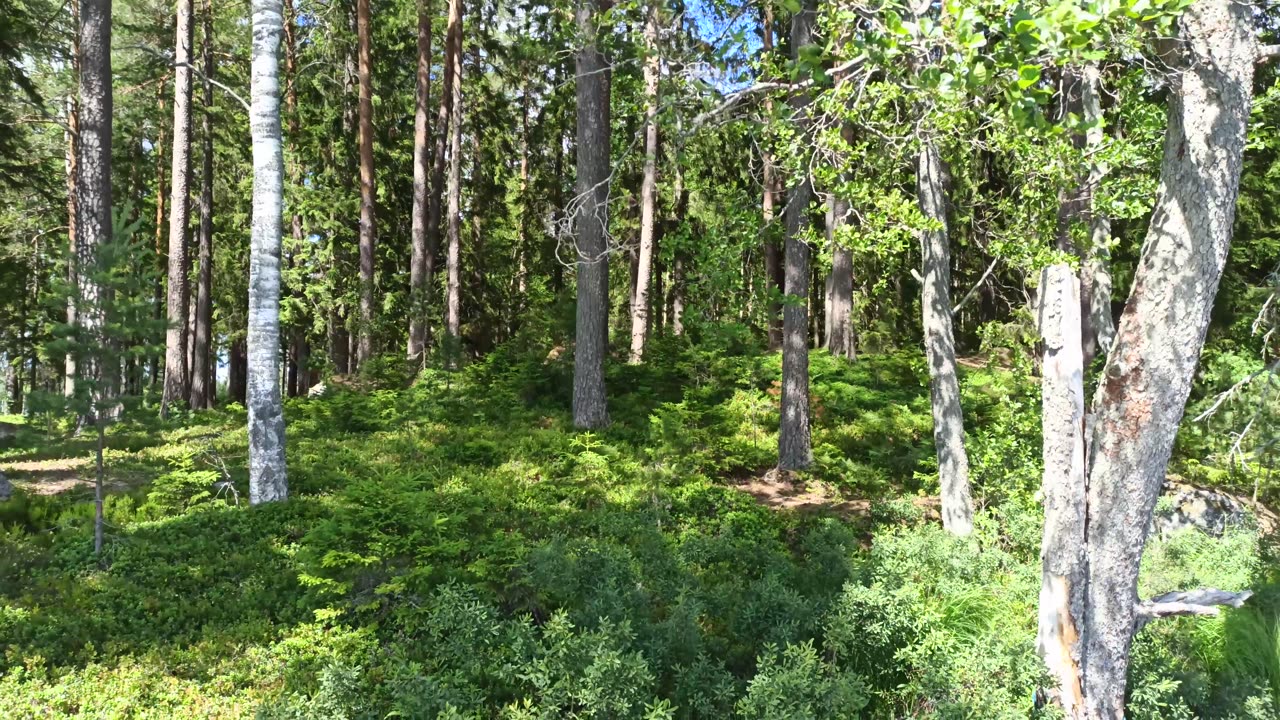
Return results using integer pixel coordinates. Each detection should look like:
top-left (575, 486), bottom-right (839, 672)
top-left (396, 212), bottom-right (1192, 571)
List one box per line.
top-left (162, 0), bottom-right (195, 414)
top-left (827, 194), bottom-right (855, 360)
top-left (628, 5), bottom-right (660, 364)
top-left (64, 88), bottom-right (79, 398)
top-left (916, 141), bottom-right (974, 536)
top-left (1081, 64), bottom-right (1115, 364)
top-left (248, 0), bottom-right (288, 504)
top-left (1073, 4), bottom-right (1255, 716)
top-left (355, 0), bottom-right (377, 368)
top-left (777, 0), bottom-right (815, 471)
top-left (1036, 263), bottom-right (1088, 716)
top-left (76, 0), bottom-right (111, 418)
top-left (572, 0), bottom-right (612, 429)
top-left (760, 3), bottom-right (783, 351)
top-left (407, 0), bottom-right (433, 361)
top-left (444, 0), bottom-right (464, 359)
top-left (189, 0), bottom-right (215, 410)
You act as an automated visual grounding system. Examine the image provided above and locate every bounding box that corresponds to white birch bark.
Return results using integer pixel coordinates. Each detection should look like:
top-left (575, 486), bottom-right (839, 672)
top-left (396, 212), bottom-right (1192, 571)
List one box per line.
top-left (248, 0), bottom-right (288, 504)
top-left (628, 5), bottom-right (660, 364)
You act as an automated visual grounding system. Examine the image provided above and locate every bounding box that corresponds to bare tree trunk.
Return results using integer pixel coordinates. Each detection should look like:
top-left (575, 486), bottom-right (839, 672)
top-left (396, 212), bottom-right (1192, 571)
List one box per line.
top-left (444, 0), bottom-right (464, 363)
top-left (407, 0), bottom-right (434, 361)
top-left (571, 0), bottom-right (611, 429)
top-left (777, 0), bottom-right (814, 471)
top-left (248, 0), bottom-right (288, 504)
top-left (161, 0), bottom-right (195, 415)
top-left (1036, 263), bottom-right (1088, 716)
top-left (150, 77), bottom-right (168, 391)
top-left (1081, 64), bottom-right (1114, 365)
top-left (355, 0), bottom-right (376, 368)
top-left (828, 232), bottom-right (855, 360)
top-left (189, 0), bottom-right (215, 410)
top-left (669, 162), bottom-right (688, 336)
top-left (916, 141), bottom-right (973, 535)
top-left (760, 2), bottom-right (783, 351)
top-left (1068, 5), bottom-right (1256, 716)
top-left (627, 5), bottom-right (660, 363)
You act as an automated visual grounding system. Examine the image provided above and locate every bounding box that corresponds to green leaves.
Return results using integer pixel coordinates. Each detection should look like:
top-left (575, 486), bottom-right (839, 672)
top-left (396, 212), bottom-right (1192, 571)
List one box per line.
top-left (1016, 64), bottom-right (1042, 90)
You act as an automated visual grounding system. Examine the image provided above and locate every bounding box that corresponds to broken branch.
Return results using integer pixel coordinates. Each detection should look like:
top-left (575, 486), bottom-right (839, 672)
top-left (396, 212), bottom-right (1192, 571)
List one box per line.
top-left (1133, 588), bottom-right (1252, 634)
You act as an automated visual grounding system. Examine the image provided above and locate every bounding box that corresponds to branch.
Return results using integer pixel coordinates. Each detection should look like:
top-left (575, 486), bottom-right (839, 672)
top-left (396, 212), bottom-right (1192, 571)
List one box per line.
top-left (1258, 45), bottom-right (1280, 64)
top-left (121, 45), bottom-right (250, 114)
top-left (689, 56), bottom-right (867, 129)
top-left (951, 257), bottom-right (999, 316)
top-left (1133, 588), bottom-right (1252, 634)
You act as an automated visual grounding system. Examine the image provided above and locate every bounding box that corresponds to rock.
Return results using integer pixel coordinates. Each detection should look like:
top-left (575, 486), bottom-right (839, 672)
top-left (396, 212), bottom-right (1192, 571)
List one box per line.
top-left (0, 470), bottom-right (10, 502)
top-left (308, 382), bottom-right (328, 398)
top-left (1152, 482), bottom-right (1250, 539)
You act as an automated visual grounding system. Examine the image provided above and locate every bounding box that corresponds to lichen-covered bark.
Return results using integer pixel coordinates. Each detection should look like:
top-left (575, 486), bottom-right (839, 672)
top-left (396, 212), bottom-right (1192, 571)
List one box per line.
top-left (777, 0), bottom-right (815, 471)
top-left (162, 0), bottom-right (194, 415)
top-left (1036, 264), bottom-right (1088, 717)
top-left (571, 0), bottom-right (611, 429)
top-left (916, 141), bottom-right (973, 536)
top-left (1078, 3), bottom-right (1255, 716)
top-left (248, 0), bottom-right (288, 504)
top-left (76, 0), bottom-right (111, 417)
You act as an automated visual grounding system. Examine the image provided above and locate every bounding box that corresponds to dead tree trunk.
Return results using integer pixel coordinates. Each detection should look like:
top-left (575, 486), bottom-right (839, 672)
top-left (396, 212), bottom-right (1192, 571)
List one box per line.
top-left (1037, 4), bottom-right (1258, 716)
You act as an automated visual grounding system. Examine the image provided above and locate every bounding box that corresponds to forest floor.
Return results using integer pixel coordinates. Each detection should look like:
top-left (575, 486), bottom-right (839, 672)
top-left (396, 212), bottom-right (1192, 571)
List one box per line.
top-left (0, 346), bottom-right (1275, 719)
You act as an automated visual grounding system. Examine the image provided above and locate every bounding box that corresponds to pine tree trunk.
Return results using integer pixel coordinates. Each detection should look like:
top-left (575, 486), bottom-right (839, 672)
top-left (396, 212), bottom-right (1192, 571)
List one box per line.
top-left (444, 0), bottom-right (464, 363)
top-left (229, 337), bottom-right (247, 403)
top-left (777, 0), bottom-right (814, 471)
top-left (627, 5), bottom-right (660, 364)
top-left (424, 0), bottom-right (460, 344)
top-left (189, 0), bottom-right (215, 410)
top-left (247, 0), bottom-right (288, 504)
top-left (76, 0), bottom-right (111, 418)
top-left (916, 141), bottom-right (973, 535)
top-left (150, 77), bottom-right (168, 390)
top-left (571, 0), bottom-right (611, 429)
top-left (1070, 5), bottom-right (1255, 716)
top-left (828, 236), bottom-right (855, 360)
top-left (407, 0), bottom-right (433, 361)
top-left (355, 0), bottom-right (377, 368)
top-left (161, 0), bottom-right (195, 415)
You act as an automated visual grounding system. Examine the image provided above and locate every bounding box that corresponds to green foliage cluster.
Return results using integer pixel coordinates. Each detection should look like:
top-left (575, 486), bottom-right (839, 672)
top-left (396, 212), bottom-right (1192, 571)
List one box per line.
top-left (0, 342), bottom-right (1275, 718)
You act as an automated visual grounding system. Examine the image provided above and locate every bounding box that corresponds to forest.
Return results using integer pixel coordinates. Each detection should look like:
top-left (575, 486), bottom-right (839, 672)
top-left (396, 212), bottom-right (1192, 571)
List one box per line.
top-left (1, 0), bottom-right (1279, 717)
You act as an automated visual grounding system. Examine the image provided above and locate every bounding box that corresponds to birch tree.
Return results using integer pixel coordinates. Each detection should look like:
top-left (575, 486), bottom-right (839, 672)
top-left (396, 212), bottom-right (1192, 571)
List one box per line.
top-left (627, 3), bottom-right (660, 364)
top-left (248, 0), bottom-right (288, 504)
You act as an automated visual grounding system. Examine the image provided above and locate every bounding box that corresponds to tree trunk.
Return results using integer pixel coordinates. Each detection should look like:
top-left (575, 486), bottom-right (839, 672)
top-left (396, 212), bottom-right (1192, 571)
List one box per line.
top-left (150, 77), bottom-right (168, 390)
top-left (571, 0), bottom-right (611, 429)
top-left (282, 0), bottom-right (307, 398)
top-left (828, 210), bottom-right (855, 360)
top-left (76, 0), bottom-right (111, 417)
top-left (161, 0), bottom-right (195, 415)
top-left (189, 0), bottom-right (215, 410)
top-left (444, 0), bottom-right (464, 363)
top-left (64, 87), bottom-right (79, 399)
top-left (1068, 5), bottom-right (1256, 716)
top-left (1081, 64), bottom-right (1114, 365)
top-left (247, 0), bottom-right (288, 504)
top-left (916, 141), bottom-right (974, 535)
top-left (627, 5), bottom-right (660, 364)
top-left (760, 2), bottom-right (783, 351)
top-left (777, 0), bottom-right (814, 471)
top-left (229, 337), bottom-right (247, 403)
top-left (407, 0), bottom-right (433, 361)
top-left (355, 0), bottom-right (376, 368)
top-left (424, 0), bottom-right (460, 343)
top-left (1036, 263), bottom-right (1088, 716)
